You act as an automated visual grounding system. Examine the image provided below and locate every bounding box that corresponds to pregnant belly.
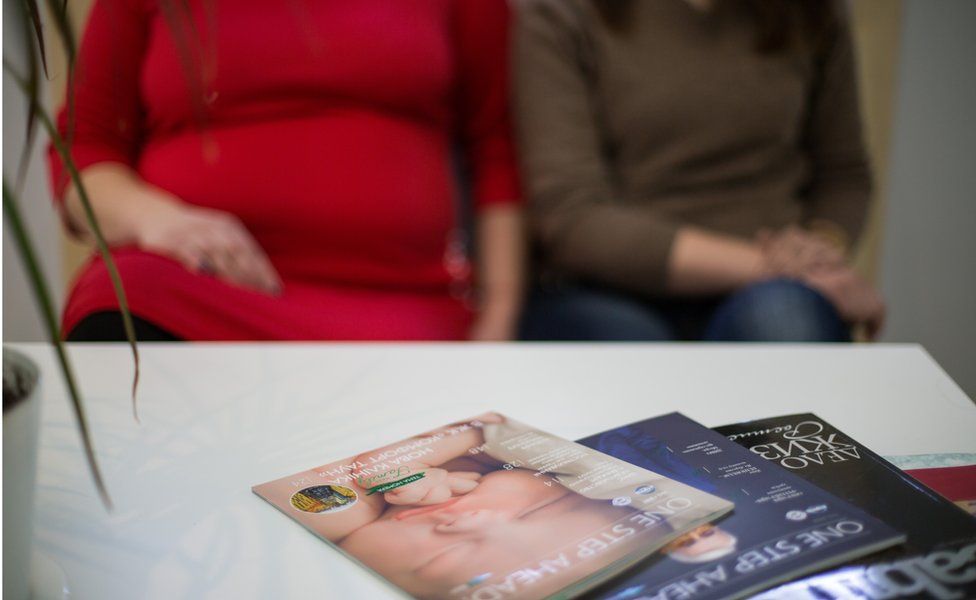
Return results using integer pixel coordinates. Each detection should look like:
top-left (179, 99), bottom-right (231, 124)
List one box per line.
top-left (137, 111), bottom-right (459, 288)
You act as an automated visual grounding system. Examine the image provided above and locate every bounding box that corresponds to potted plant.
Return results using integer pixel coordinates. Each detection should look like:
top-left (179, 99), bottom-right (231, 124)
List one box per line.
top-left (3, 0), bottom-right (140, 596)
top-left (2, 349), bottom-right (40, 599)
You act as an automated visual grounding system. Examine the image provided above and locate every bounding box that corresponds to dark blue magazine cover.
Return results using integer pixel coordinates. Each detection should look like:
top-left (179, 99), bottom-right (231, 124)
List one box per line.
top-left (577, 413), bottom-right (905, 600)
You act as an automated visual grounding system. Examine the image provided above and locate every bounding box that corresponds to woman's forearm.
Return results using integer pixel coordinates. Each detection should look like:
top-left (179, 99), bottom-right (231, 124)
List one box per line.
top-left (475, 205), bottom-right (525, 312)
top-left (64, 162), bottom-right (284, 294)
top-left (63, 162), bottom-right (182, 247)
top-left (665, 226), bottom-right (765, 296)
top-left (472, 205), bottom-right (525, 339)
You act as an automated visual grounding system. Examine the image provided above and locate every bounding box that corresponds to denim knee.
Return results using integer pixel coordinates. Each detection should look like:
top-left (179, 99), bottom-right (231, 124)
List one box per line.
top-left (520, 287), bottom-right (675, 341)
top-left (704, 278), bottom-right (850, 342)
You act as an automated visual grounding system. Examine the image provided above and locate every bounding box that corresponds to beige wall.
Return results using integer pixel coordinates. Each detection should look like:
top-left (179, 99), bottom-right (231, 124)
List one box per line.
top-left (52, 1), bottom-right (903, 286)
top-left (849, 0), bottom-right (903, 280)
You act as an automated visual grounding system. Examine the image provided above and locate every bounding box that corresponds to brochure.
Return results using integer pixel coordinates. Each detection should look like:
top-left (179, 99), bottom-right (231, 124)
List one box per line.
top-left (576, 413), bottom-right (904, 600)
top-left (713, 413), bottom-right (976, 552)
top-left (253, 413), bottom-right (733, 600)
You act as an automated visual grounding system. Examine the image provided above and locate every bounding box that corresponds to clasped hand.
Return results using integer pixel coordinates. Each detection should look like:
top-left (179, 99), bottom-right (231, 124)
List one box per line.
top-left (757, 226), bottom-right (885, 339)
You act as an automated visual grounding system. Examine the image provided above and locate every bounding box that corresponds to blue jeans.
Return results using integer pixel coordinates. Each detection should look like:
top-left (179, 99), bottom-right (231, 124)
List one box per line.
top-left (519, 279), bottom-right (851, 342)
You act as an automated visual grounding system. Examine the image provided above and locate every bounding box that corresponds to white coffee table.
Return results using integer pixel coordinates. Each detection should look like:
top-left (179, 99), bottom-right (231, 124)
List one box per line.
top-left (11, 343), bottom-right (976, 599)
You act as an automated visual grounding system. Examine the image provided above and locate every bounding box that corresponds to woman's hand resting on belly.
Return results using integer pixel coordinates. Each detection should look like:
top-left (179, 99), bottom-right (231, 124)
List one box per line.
top-left (64, 163), bottom-right (282, 296)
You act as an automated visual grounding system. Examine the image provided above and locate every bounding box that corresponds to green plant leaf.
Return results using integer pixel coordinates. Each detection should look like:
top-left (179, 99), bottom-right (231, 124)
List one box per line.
top-left (41, 0), bottom-right (79, 146)
top-left (41, 0), bottom-right (75, 65)
top-left (4, 60), bottom-right (142, 421)
top-left (14, 0), bottom-right (44, 194)
top-left (23, 0), bottom-right (49, 76)
top-left (3, 181), bottom-right (113, 510)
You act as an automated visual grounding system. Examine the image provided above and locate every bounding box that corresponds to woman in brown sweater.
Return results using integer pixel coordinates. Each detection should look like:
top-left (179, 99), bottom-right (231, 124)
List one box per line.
top-left (515, 0), bottom-right (884, 341)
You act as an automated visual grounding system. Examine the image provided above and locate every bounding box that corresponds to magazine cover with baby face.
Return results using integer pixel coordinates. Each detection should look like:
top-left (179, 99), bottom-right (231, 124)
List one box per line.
top-left (252, 412), bottom-right (734, 600)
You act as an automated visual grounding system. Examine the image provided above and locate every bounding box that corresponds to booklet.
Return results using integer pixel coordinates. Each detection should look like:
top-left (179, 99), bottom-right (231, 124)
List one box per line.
top-left (253, 413), bottom-right (733, 600)
top-left (715, 413), bottom-right (976, 599)
top-left (713, 413), bottom-right (976, 552)
top-left (575, 412), bottom-right (904, 600)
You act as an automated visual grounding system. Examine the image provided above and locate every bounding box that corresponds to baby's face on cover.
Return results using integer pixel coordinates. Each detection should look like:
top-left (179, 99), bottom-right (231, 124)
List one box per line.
top-left (340, 469), bottom-right (626, 599)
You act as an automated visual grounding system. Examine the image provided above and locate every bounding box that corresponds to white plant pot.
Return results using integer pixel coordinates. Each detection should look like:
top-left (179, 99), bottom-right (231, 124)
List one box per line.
top-left (3, 349), bottom-right (41, 600)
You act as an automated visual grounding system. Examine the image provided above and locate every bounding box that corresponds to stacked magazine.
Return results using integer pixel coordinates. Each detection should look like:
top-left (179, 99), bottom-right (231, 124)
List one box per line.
top-left (253, 411), bottom-right (976, 600)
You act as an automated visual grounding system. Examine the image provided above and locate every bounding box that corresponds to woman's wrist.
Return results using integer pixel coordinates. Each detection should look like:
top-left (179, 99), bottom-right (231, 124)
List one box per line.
top-left (667, 227), bottom-right (770, 295)
top-left (125, 188), bottom-right (186, 248)
top-left (66, 163), bottom-right (183, 248)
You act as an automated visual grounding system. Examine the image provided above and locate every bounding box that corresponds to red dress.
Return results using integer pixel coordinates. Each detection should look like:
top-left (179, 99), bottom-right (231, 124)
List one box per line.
top-left (50, 0), bottom-right (520, 340)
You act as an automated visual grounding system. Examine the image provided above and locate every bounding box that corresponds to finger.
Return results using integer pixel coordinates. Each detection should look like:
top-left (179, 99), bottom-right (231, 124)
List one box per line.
top-left (420, 468), bottom-right (447, 483)
top-left (249, 252), bottom-right (283, 295)
top-left (419, 486), bottom-right (452, 505)
top-left (800, 238), bottom-right (843, 269)
top-left (222, 247), bottom-right (265, 291)
top-left (385, 485), bottom-right (427, 505)
top-left (447, 477), bottom-right (479, 495)
top-left (175, 242), bottom-right (217, 276)
top-left (203, 230), bottom-right (275, 293)
top-left (203, 242), bottom-right (246, 287)
top-left (448, 471), bottom-right (482, 481)
top-left (793, 242), bottom-right (821, 271)
top-left (811, 239), bottom-right (844, 262)
top-left (172, 245), bottom-right (205, 273)
top-left (220, 226), bottom-right (283, 294)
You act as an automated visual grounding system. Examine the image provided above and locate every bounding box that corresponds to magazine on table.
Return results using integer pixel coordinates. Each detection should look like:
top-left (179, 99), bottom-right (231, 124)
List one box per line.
top-left (714, 413), bottom-right (976, 599)
top-left (253, 412), bottom-right (733, 600)
top-left (747, 537), bottom-right (976, 600)
top-left (713, 413), bottom-right (976, 551)
top-left (575, 412), bottom-right (904, 600)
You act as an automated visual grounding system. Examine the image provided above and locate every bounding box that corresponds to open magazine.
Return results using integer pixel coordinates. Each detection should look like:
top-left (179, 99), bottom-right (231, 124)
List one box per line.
top-left (253, 413), bottom-right (733, 600)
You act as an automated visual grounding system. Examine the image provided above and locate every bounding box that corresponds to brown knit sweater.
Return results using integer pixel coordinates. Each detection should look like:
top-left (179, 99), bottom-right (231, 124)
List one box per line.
top-left (514, 0), bottom-right (872, 295)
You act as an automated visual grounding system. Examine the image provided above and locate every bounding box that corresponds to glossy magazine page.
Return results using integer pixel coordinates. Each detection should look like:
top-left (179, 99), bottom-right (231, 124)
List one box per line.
top-left (253, 413), bottom-right (733, 600)
top-left (578, 413), bottom-right (904, 600)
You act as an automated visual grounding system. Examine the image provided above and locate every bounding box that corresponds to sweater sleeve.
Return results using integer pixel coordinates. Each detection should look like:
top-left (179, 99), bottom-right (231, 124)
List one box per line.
top-left (799, 5), bottom-right (873, 246)
top-left (47, 0), bottom-right (150, 202)
top-left (515, 0), bottom-right (681, 295)
top-left (452, 0), bottom-right (522, 210)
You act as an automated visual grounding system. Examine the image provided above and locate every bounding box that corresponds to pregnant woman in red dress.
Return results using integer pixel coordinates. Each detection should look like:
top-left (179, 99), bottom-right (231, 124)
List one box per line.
top-left (51, 0), bottom-right (523, 341)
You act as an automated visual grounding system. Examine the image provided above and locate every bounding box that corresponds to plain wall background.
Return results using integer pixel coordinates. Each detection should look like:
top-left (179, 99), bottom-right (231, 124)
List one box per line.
top-left (879, 0), bottom-right (976, 396)
top-left (2, 5), bottom-right (64, 342)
